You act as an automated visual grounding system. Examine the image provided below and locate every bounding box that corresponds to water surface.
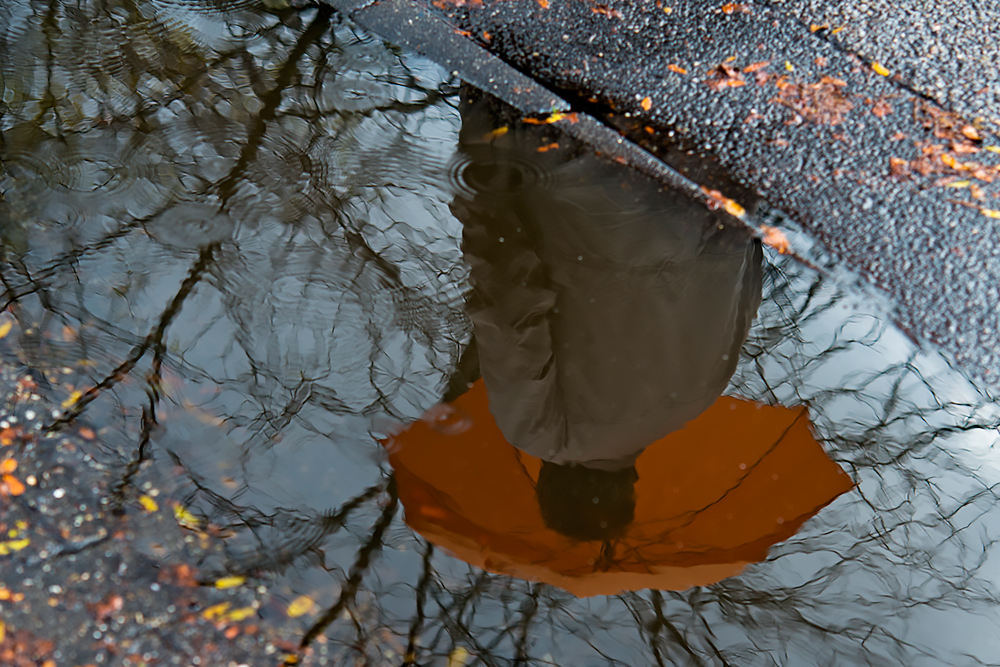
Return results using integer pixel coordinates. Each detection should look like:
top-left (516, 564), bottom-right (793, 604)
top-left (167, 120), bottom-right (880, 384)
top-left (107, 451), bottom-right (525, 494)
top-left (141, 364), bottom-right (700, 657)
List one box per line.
top-left (3, 2), bottom-right (1000, 665)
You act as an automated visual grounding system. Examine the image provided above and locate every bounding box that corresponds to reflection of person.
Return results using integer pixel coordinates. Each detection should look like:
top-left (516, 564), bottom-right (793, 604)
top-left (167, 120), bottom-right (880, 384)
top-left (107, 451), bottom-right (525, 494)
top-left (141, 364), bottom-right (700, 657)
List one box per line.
top-left (448, 92), bottom-right (763, 541)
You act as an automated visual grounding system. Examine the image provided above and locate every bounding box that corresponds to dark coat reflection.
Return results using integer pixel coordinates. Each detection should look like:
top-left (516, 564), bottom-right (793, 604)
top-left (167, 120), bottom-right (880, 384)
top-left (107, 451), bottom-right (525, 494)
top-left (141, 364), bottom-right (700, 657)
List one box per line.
top-left (449, 96), bottom-right (763, 541)
top-left (383, 94), bottom-right (852, 596)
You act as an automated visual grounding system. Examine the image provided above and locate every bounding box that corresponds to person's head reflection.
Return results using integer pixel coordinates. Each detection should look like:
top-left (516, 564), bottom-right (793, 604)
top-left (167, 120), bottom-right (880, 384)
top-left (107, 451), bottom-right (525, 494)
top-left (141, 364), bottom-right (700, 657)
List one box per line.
top-left (450, 90), bottom-right (763, 542)
top-left (536, 461), bottom-right (638, 541)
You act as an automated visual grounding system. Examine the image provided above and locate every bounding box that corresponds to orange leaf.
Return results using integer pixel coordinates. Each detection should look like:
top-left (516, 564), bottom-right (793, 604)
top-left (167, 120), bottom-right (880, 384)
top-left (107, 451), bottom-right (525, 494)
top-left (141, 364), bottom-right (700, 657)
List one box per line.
top-left (667, 64), bottom-right (688, 74)
top-left (742, 61), bottom-right (770, 73)
top-left (3, 475), bottom-right (25, 497)
top-left (0, 459), bottom-right (16, 474)
top-left (760, 225), bottom-right (792, 254)
top-left (640, 97), bottom-right (652, 111)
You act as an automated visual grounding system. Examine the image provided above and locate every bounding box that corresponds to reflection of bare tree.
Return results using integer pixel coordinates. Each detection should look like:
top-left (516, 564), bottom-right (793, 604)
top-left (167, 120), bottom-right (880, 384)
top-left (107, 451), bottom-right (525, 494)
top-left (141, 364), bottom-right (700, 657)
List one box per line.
top-left (216, 249), bottom-right (1000, 667)
top-left (2, 0), bottom-right (468, 463)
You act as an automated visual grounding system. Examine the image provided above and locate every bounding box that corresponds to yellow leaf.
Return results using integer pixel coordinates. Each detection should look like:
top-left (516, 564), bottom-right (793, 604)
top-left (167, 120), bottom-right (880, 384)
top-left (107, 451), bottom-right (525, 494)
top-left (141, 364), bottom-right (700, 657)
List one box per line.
top-left (213, 575), bottom-right (246, 590)
top-left (448, 647), bottom-right (471, 667)
top-left (485, 126), bottom-right (508, 140)
top-left (0, 620), bottom-right (5, 643)
top-left (985, 146), bottom-right (1000, 154)
top-left (981, 208), bottom-right (1000, 219)
top-left (202, 602), bottom-right (231, 621)
top-left (831, 26), bottom-right (845, 34)
top-left (173, 505), bottom-right (201, 530)
top-left (61, 390), bottom-right (83, 409)
top-left (871, 61), bottom-right (890, 77)
top-left (286, 595), bottom-right (317, 618)
top-left (139, 495), bottom-right (159, 512)
top-left (784, 61), bottom-right (794, 71)
top-left (723, 199), bottom-right (746, 218)
top-left (224, 606), bottom-right (256, 622)
top-left (0, 321), bottom-right (11, 340)
top-left (0, 538), bottom-right (30, 555)
top-left (944, 181), bottom-right (970, 188)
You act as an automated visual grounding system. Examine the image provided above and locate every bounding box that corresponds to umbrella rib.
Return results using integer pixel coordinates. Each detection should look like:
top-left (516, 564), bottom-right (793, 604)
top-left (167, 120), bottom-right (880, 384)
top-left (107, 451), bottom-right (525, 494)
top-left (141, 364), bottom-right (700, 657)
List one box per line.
top-left (658, 409), bottom-right (810, 536)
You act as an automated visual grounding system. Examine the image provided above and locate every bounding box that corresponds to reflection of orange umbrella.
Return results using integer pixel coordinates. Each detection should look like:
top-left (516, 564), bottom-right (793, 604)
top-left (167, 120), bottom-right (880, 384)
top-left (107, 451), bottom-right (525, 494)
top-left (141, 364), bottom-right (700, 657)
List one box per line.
top-left (385, 380), bottom-right (853, 597)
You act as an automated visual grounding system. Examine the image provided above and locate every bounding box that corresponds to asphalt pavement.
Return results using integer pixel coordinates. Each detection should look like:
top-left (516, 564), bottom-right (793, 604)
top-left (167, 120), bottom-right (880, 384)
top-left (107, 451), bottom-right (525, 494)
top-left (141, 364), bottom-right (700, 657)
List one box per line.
top-left (332, 0), bottom-right (1000, 392)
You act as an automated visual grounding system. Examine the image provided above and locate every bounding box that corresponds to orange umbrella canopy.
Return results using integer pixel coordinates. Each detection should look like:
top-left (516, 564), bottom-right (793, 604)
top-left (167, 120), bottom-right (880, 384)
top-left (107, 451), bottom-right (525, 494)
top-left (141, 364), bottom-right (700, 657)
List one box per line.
top-left (384, 380), bottom-right (853, 597)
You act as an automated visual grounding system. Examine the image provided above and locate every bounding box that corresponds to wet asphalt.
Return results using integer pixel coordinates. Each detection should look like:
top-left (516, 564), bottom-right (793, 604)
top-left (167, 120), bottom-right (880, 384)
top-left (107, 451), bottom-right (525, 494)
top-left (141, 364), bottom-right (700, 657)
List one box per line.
top-left (334, 0), bottom-right (1000, 392)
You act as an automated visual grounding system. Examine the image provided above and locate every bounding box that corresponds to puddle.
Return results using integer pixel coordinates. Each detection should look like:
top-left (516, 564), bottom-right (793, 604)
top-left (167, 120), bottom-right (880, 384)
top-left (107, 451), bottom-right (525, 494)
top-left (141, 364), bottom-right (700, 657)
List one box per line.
top-left (3, 3), bottom-right (1000, 665)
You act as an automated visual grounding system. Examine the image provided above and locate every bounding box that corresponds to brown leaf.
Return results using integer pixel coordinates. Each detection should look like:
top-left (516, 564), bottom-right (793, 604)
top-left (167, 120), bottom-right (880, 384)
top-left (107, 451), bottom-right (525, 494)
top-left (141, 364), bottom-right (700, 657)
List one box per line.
top-left (742, 61), bottom-right (770, 73)
top-left (770, 76), bottom-right (853, 125)
top-left (705, 64), bottom-right (746, 91)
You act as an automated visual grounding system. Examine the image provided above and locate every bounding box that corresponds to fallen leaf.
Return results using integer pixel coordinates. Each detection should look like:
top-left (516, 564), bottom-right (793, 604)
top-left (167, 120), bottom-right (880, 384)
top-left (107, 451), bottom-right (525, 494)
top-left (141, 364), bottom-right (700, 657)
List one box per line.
top-left (771, 76), bottom-right (854, 125)
top-left (61, 390), bottom-right (83, 409)
top-left (202, 602), bottom-right (231, 621)
top-left (705, 64), bottom-right (746, 90)
top-left (720, 2), bottom-right (749, 13)
top-left (985, 146), bottom-right (1000, 154)
top-left (3, 475), bottom-right (25, 497)
top-left (723, 199), bottom-right (746, 218)
top-left (742, 61), bottom-right (770, 73)
top-left (139, 495), bottom-right (159, 512)
top-left (0, 538), bottom-right (30, 555)
top-left (287, 595), bottom-right (317, 618)
top-left (0, 459), bottom-right (15, 474)
top-left (760, 225), bottom-right (792, 254)
top-left (92, 594), bottom-right (124, 622)
top-left (667, 64), bottom-right (688, 74)
top-left (871, 61), bottom-right (890, 76)
top-left (0, 321), bottom-right (11, 340)
top-left (225, 606), bottom-right (256, 622)
top-left (809, 23), bottom-right (829, 32)
top-left (868, 98), bottom-right (892, 118)
top-left (214, 575), bottom-right (247, 589)
top-left (982, 208), bottom-right (1000, 219)
top-left (536, 142), bottom-right (560, 152)
top-left (537, 0), bottom-right (548, 8)
top-left (173, 505), bottom-right (201, 530)
top-left (485, 126), bottom-right (508, 140)
top-left (522, 112), bottom-right (578, 125)
top-left (591, 4), bottom-right (624, 18)
top-left (961, 125), bottom-right (982, 141)
top-left (944, 180), bottom-right (971, 188)
top-left (640, 96), bottom-right (652, 111)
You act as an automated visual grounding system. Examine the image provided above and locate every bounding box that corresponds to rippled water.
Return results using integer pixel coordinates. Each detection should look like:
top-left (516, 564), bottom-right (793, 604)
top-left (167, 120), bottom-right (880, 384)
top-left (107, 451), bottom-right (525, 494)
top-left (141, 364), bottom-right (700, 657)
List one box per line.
top-left (4, 2), bottom-right (1000, 666)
